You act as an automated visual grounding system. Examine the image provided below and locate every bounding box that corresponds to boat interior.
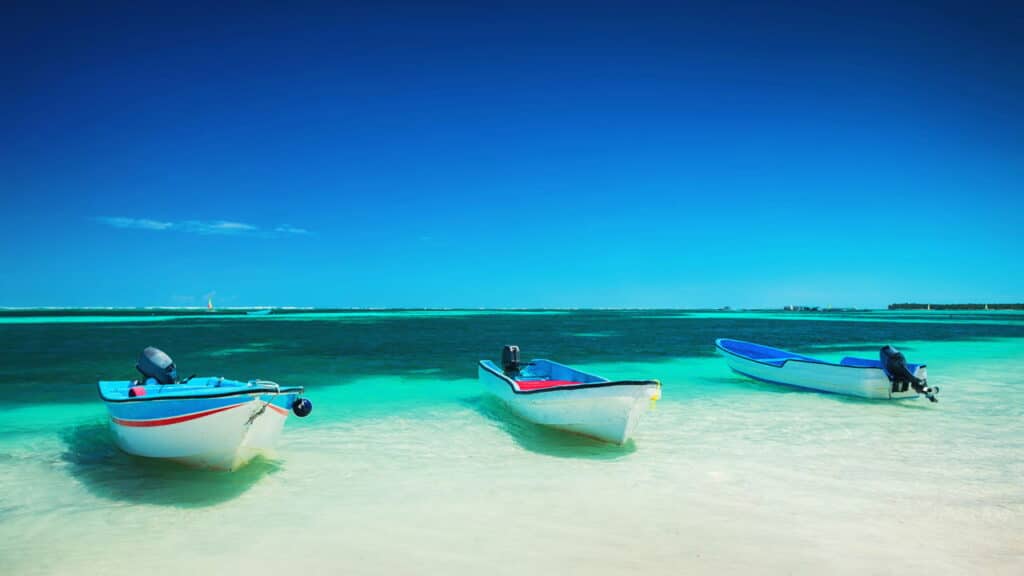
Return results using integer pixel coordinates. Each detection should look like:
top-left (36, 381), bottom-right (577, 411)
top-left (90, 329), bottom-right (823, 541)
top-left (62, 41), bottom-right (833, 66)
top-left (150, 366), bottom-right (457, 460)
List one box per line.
top-left (716, 339), bottom-right (826, 367)
top-left (717, 338), bottom-right (920, 371)
top-left (482, 357), bottom-right (609, 391)
top-left (515, 359), bottom-right (607, 390)
top-left (98, 377), bottom-right (275, 401)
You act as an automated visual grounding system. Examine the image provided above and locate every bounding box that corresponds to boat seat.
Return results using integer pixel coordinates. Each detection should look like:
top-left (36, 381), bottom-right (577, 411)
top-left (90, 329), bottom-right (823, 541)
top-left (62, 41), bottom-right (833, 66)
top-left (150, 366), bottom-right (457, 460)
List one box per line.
top-left (515, 380), bottom-right (583, 391)
top-left (839, 357), bottom-right (882, 368)
top-left (756, 355), bottom-right (827, 366)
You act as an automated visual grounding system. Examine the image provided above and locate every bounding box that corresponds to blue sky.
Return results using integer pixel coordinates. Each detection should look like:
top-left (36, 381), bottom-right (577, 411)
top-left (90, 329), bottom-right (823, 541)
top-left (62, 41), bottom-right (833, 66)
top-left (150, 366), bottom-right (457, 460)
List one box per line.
top-left (2, 1), bottom-right (1021, 308)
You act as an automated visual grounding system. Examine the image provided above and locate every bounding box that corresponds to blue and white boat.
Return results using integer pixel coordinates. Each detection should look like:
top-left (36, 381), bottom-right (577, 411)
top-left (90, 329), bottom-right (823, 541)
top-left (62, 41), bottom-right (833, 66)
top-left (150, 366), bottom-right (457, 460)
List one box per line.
top-left (98, 347), bottom-right (313, 470)
top-left (716, 338), bottom-right (938, 401)
top-left (478, 346), bottom-right (661, 444)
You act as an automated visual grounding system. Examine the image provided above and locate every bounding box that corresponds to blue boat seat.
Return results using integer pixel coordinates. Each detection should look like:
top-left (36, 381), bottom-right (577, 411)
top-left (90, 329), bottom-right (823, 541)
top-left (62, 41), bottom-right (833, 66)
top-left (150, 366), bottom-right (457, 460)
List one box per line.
top-left (839, 357), bottom-right (882, 368)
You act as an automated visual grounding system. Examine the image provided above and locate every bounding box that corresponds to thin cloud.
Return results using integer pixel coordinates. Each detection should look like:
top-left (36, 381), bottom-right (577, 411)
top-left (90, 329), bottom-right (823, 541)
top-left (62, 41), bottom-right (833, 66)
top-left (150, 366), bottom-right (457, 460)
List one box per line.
top-left (97, 217), bottom-right (174, 230)
top-left (98, 216), bottom-right (311, 237)
top-left (180, 220), bottom-right (258, 235)
top-left (275, 225), bottom-right (310, 235)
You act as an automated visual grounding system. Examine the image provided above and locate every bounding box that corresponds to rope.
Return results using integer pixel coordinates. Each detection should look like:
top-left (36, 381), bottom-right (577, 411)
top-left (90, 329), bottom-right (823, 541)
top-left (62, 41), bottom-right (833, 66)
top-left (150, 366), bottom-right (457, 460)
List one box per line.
top-left (245, 380), bottom-right (282, 426)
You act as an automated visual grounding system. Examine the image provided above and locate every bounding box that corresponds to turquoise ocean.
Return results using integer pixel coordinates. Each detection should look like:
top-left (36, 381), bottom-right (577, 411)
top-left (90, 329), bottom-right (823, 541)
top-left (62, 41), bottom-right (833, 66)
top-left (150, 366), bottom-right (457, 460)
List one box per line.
top-left (0, 309), bottom-right (1021, 574)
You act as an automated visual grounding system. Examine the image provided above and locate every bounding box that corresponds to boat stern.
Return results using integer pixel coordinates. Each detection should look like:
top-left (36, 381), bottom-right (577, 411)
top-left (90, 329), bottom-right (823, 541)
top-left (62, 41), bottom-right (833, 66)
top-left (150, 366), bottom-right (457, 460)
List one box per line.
top-left (888, 365), bottom-right (932, 400)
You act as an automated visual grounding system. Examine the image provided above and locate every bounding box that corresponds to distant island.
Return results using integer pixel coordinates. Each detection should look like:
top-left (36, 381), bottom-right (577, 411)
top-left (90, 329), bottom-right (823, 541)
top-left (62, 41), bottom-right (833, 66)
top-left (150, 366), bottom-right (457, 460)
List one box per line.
top-left (779, 306), bottom-right (859, 312)
top-left (889, 303), bottom-right (1024, 310)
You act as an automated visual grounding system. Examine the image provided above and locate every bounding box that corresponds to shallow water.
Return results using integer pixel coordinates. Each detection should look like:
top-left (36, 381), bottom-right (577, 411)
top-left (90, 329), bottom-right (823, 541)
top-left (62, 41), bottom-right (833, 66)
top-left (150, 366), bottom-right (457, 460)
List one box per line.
top-left (0, 310), bottom-right (1021, 574)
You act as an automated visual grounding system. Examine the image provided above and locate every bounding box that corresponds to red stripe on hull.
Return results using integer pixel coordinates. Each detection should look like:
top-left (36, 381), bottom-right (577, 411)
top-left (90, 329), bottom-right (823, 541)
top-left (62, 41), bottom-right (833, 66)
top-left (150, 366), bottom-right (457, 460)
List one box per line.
top-left (267, 404), bottom-right (289, 416)
top-left (112, 403), bottom-right (247, 428)
top-left (515, 379), bottom-right (584, 391)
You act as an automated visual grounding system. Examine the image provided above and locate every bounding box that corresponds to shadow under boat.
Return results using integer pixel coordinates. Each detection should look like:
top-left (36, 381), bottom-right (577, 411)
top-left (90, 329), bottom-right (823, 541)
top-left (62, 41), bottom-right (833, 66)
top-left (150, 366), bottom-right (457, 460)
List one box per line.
top-left (462, 395), bottom-right (637, 460)
top-left (60, 421), bottom-right (279, 508)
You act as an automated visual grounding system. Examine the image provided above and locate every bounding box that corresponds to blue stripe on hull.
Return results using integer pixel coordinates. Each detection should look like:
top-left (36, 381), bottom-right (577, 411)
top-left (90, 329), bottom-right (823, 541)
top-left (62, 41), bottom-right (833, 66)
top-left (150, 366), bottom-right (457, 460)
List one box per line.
top-left (104, 395), bottom-right (254, 420)
top-left (105, 393), bottom-right (297, 421)
top-left (264, 394), bottom-right (296, 411)
top-left (730, 367), bottom-right (842, 395)
top-left (729, 367), bottom-right (919, 400)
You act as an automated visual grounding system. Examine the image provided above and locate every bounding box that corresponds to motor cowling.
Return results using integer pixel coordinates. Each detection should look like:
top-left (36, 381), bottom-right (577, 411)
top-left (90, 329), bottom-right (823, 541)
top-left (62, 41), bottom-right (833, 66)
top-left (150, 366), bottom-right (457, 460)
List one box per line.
top-left (137, 346), bottom-right (177, 384)
top-left (880, 345), bottom-right (937, 402)
top-left (501, 345), bottom-right (521, 376)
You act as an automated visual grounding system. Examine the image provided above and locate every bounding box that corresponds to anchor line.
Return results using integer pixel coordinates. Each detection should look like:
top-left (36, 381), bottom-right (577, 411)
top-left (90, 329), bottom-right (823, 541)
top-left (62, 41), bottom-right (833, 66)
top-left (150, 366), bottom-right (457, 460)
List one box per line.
top-left (245, 381), bottom-right (281, 426)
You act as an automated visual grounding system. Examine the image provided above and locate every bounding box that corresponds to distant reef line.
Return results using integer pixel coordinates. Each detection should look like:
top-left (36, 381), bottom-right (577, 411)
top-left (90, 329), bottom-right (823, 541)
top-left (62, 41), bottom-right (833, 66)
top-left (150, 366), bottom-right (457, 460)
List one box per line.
top-left (888, 303), bottom-right (1024, 310)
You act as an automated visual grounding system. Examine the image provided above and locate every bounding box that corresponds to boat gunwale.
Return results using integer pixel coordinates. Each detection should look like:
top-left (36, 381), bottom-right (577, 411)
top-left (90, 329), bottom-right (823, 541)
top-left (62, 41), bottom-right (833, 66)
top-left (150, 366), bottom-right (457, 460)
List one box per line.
top-left (478, 360), bottom-right (658, 395)
top-left (714, 338), bottom-right (927, 371)
top-left (97, 381), bottom-right (304, 404)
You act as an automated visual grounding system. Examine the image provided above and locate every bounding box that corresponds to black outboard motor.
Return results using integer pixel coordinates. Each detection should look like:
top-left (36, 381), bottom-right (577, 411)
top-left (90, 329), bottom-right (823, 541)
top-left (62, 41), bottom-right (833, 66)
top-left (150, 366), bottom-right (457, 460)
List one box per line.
top-left (137, 346), bottom-right (178, 384)
top-left (880, 345), bottom-right (937, 402)
top-left (501, 345), bottom-right (521, 376)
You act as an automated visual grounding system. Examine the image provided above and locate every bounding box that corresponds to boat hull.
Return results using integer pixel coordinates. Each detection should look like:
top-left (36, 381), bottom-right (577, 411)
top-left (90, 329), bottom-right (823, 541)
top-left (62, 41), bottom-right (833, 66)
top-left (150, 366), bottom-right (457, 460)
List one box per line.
top-left (104, 393), bottom-right (297, 470)
top-left (478, 364), bottom-right (659, 444)
top-left (719, 347), bottom-right (925, 399)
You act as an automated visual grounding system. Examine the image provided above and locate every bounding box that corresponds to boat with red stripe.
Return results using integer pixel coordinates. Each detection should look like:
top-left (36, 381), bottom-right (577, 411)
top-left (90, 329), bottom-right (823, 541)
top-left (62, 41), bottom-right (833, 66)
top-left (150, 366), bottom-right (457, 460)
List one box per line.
top-left (98, 347), bottom-right (312, 470)
top-left (478, 346), bottom-right (661, 445)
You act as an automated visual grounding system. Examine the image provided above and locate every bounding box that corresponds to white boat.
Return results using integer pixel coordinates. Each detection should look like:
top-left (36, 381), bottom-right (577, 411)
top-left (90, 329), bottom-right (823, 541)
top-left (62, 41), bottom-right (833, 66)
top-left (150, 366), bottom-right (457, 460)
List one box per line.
top-left (478, 346), bottom-right (661, 444)
top-left (98, 347), bottom-right (313, 470)
top-left (716, 338), bottom-right (938, 401)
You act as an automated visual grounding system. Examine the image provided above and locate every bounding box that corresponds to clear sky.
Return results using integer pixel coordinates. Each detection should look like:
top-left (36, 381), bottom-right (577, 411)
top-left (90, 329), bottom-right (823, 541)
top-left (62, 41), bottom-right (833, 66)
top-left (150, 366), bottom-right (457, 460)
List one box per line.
top-left (2, 1), bottom-right (1021, 308)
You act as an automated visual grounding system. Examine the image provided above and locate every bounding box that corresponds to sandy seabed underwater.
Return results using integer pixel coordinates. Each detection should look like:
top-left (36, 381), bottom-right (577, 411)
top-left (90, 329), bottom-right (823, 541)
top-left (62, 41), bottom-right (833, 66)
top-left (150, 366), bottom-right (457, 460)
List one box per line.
top-left (0, 309), bottom-right (1021, 575)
